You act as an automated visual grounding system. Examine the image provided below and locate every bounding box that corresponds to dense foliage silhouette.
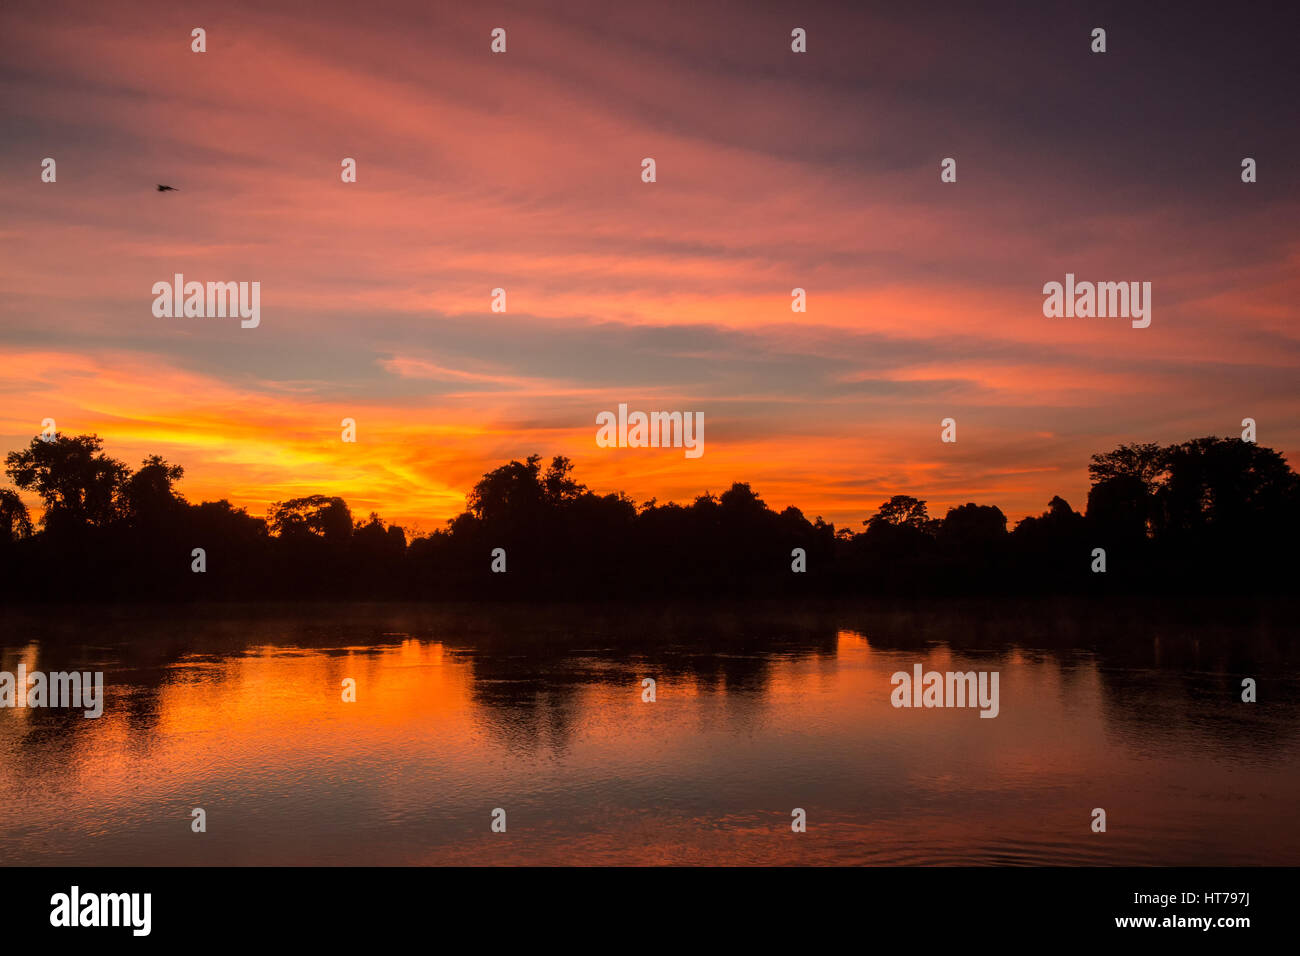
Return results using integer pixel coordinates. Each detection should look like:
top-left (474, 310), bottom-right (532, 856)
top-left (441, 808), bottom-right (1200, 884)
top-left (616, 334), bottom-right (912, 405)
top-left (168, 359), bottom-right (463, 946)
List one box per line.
top-left (2, 434), bottom-right (1296, 601)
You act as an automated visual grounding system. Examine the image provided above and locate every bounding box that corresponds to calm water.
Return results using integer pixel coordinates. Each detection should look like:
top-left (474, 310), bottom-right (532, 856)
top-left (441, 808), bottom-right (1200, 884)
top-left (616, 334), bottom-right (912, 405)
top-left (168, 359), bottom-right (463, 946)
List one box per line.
top-left (1, 601), bottom-right (1297, 866)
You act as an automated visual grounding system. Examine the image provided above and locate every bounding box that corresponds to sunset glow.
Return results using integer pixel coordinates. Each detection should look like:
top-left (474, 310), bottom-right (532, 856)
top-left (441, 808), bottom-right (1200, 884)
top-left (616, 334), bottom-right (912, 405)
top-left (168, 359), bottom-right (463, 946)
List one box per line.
top-left (3, 1), bottom-right (1297, 530)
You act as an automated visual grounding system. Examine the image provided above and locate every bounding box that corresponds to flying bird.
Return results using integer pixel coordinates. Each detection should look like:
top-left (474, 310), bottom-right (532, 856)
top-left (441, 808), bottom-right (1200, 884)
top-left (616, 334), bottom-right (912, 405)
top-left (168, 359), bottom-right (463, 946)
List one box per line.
top-left (156, 184), bottom-right (178, 192)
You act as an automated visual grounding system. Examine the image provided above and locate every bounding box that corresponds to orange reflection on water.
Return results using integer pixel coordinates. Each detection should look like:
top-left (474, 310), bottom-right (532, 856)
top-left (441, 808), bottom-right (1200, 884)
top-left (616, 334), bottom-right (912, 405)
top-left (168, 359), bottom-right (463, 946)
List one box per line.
top-left (1, 608), bottom-right (1298, 865)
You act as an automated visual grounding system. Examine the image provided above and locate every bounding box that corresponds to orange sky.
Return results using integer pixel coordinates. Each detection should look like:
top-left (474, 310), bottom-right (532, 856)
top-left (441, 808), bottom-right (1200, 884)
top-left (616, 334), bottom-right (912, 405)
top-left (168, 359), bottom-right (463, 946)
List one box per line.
top-left (2, 1), bottom-right (1297, 532)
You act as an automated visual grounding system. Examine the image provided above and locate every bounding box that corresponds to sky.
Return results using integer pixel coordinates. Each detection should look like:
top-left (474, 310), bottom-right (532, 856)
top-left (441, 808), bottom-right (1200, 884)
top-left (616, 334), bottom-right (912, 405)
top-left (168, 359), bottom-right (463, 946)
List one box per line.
top-left (1, 0), bottom-right (1297, 534)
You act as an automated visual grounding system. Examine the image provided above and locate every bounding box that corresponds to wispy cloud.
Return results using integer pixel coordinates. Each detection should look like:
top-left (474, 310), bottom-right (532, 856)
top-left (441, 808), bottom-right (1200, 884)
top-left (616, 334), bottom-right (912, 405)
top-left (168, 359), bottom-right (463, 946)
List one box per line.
top-left (2, 0), bottom-right (1296, 530)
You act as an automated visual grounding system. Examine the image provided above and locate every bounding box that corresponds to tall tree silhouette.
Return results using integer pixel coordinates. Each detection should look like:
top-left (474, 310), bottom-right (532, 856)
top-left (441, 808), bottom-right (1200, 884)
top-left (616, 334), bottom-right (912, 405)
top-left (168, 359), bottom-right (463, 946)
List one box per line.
top-left (4, 434), bottom-right (128, 534)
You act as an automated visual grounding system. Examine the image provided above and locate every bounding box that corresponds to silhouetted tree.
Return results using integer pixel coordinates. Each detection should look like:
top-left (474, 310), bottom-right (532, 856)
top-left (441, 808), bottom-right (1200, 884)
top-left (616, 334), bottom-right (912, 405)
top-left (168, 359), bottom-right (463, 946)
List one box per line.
top-left (467, 455), bottom-right (546, 525)
top-left (542, 456), bottom-right (586, 504)
top-left (269, 495), bottom-right (353, 543)
top-left (1087, 474), bottom-right (1150, 543)
top-left (4, 434), bottom-right (128, 533)
top-left (0, 489), bottom-right (32, 542)
top-left (2, 433), bottom-right (1295, 602)
top-left (1012, 496), bottom-right (1086, 584)
top-left (122, 456), bottom-right (186, 526)
top-left (867, 494), bottom-right (934, 532)
top-left (1088, 442), bottom-right (1167, 490)
top-left (1156, 437), bottom-right (1297, 541)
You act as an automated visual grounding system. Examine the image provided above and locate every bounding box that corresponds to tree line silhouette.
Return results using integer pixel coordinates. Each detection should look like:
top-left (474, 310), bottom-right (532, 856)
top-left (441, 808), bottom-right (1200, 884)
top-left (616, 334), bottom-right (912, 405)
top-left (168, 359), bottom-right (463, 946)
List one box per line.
top-left (1, 433), bottom-right (1296, 601)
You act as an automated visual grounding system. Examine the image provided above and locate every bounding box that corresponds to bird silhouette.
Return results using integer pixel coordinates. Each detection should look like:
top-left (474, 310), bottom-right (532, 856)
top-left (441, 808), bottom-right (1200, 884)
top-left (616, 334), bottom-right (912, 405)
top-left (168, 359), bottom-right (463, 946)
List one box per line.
top-left (156, 184), bottom-right (178, 192)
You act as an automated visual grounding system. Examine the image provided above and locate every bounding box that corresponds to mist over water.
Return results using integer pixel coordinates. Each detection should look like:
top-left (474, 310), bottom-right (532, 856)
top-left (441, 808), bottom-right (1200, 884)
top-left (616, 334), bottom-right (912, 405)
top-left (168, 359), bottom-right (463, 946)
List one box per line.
top-left (2, 601), bottom-right (1297, 866)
